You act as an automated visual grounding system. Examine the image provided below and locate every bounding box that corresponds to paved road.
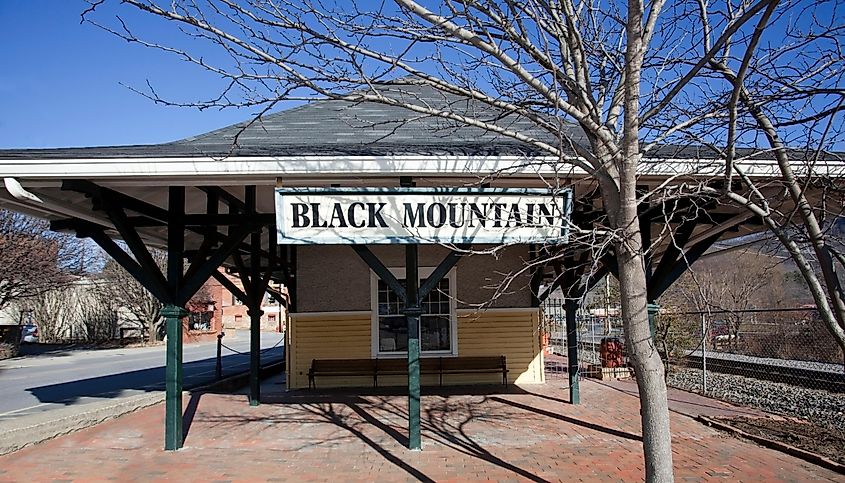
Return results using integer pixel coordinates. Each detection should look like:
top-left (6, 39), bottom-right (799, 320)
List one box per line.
top-left (0, 331), bottom-right (284, 422)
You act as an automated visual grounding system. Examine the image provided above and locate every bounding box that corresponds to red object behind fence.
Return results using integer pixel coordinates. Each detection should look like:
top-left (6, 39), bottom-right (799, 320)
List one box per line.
top-left (600, 338), bottom-right (625, 368)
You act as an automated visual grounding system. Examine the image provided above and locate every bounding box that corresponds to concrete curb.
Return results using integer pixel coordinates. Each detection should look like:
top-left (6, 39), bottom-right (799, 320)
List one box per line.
top-left (0, 391), bottom-right (165, 456)
top-left (0, 360), bottom-right (284, 456)
top-left (697, 415), bottom-right (845, 475)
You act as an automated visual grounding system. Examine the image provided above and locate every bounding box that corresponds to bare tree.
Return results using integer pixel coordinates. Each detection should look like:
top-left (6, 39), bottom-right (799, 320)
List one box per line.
top-left (652, 309), bottom-right (698, 374)
top-left (0, 209), bottom-right (78, 312)
top-left (13, 278), bottom-right (120, 343)
top-left (669, 0), bottom-right (845, 366)
top-left (12, 286), bottom-right (77, 343)
top-left (78, 282), bottom-right (121, 342)
top-left (668, 253), bottom-right (786, 350)
top-left (81, 1), bottom-right (833, 479)
top-left (99, 249), bottom-right (167, 342)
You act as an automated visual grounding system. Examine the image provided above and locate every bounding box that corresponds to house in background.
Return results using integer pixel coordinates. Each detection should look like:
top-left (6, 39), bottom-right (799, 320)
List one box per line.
top-left (207, 268), bottom-right (288, 336)
top-left (173, 268), bottom-right (288, 343)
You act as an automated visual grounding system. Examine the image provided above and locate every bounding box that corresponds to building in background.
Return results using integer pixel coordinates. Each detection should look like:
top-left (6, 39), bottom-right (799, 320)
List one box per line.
top-left (209, 268), bottom-right (288, 335)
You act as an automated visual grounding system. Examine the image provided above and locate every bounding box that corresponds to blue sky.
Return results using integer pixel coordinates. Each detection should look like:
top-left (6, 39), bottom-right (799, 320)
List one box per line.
top-left (0, 1), bottom-right (252, 148)
top-left (2, 1), bottom-right (841, 151)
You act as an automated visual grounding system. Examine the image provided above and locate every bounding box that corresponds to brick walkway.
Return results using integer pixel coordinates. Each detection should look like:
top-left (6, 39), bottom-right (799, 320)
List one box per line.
top-left (0, 374), bottom-right (838, 482)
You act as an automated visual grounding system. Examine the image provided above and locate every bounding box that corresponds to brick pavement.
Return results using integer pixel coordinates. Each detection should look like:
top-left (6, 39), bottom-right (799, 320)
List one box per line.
top-left (0, 374), bottom-right (839, 482)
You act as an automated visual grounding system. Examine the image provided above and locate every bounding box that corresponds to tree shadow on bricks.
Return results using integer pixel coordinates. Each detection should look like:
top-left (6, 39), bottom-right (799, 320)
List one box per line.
top-left (489, 396), bottom-right (642, 442)
top-left (279, 388), bottom-right (552, 482)
top-left (200, 387), bottom-right (553, 482)
top-left (419, 395), bottom-right (553, 482)
top-left (191, 394), bottom-right (435, 482)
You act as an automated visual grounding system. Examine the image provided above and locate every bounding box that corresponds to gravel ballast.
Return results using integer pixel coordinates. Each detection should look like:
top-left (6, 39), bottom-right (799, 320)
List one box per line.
top-left (667, 368), bottom-right (845, 432)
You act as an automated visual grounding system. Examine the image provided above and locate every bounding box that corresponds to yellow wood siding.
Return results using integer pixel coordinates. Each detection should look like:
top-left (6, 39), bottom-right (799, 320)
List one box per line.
top-left (288, 308), bottom-right (543, 389)
top-left (289, 311), bottom-right (372, 389)
top-left (456, 308), bottom-right (544, 385)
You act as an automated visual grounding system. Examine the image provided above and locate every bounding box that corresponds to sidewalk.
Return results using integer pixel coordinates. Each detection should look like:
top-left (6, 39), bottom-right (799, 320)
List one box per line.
top-left (0, 373), bottom-right (838, 482)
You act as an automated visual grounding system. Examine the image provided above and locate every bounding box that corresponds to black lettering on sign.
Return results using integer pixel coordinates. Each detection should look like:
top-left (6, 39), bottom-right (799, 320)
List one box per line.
top-left (348, 202), bottom-right (366, 228)
top-left (329, 203), bottom-right (348, 228)
top-left (310, 203), bottom-right (328, 228)
top-left (526, 203), bottom-right (535, 226)
top-left (403, 203), bottom-right (425, 228)
top-left (368, 202), bottom-right (388, 227)
top-left (492, 203), bottom-right (507, 227)
top-left (285, 197), bottom-right (560, 235)
top-left (291, 203), bottom-right (310, 228)
top-left (427, 203), bottom-right (446, 228)
top-left (537, 204), bottom-right (555, 226)
top-left (468, 203), bottom-right (487, 227)
top-left (448, 203), bottom-right (465, 228)
top-left (507, 204), bottom-right (522, 227)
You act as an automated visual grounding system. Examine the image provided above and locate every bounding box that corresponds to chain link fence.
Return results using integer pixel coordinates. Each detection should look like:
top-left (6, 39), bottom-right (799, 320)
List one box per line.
top-left (541, 301), bottom-right (845, 430)
top-left (660, 307), bottom-right (845, 432)
top-left (541, 299), bottom-right (627, 379)
top-left (656, 308), bottom-right (845, 391)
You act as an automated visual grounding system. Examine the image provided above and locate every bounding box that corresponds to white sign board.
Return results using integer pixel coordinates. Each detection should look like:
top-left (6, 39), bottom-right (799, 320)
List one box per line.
top-left (275, 187), bottom-right (572, 245)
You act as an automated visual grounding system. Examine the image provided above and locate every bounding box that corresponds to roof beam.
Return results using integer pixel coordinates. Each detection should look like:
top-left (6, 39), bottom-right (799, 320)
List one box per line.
top-left (199, 186), bottom-right (247, 212)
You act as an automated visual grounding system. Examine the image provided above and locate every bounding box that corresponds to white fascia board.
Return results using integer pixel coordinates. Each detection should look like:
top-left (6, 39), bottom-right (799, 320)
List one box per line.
top-left (0, 154), bottom-right (843, 180)
top-left (0, 155), bottom-right (560, 179)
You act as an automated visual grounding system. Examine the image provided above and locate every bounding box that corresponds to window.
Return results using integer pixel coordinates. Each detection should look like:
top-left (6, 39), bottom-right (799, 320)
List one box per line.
top-left (189, 311), bottom-right (212, 332)
top-left (371, 267), bottom-right (457, 356)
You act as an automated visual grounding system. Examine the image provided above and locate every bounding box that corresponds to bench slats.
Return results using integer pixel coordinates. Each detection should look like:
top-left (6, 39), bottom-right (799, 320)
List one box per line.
top-left (308, 356), bottom-right (507, 388)
top-left (441, 356), bottom-right (503, 371)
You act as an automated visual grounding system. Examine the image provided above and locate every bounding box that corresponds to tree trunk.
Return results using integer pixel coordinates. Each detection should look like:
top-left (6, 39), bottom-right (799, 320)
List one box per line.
top-left (620, 0), bottom-right (675, 477)
top-left (147, 308), bottom-right (163, 343)
top-left (616, 207), bottom-right (674, 482)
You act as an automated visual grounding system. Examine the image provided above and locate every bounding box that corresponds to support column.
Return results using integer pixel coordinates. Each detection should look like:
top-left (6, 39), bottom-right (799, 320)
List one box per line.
top-left (404, 244), bottom-right (422, 451)
top-left (245, 185), bottom-right (263, 407)
top-left (163, 304), bottom-right (188, 450)
top-left (647, 303), bottom-right (660, 340)
top-left (164, 186), bottom-right (186, 451)
top-left (565, 299), bottom-right (580, 405)
top-left (351, 242), bottom-right (464, 451)
top-left (249, 306), bottom-right (263, 406)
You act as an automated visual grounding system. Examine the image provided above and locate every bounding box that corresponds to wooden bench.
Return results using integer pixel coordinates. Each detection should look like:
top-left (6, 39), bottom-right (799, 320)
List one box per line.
top-left (307, 359), bottom-right (377, 389)
top-left (308, 356), bottom-right (508, 388)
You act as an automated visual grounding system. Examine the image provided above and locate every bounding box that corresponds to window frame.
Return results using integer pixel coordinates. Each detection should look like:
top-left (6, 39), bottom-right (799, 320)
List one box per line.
top-left (370, 266), bottom-right (458, 358)
top-left (188, 311), bottom-right (213, 332)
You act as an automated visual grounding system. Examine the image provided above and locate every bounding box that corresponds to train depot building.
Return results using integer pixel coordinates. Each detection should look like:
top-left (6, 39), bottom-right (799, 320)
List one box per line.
top-left (0, 83), bottom-right (788, 450)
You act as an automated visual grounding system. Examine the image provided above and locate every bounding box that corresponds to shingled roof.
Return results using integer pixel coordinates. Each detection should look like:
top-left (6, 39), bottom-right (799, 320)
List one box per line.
top-left (0, 83), bottom-right (581, 159)
top-left (1, 82), bottom-right (835, 162)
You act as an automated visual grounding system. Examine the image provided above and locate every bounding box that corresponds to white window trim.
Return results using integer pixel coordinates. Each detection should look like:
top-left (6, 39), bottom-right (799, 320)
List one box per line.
top-left (370, 266), bottom-right (458, 358)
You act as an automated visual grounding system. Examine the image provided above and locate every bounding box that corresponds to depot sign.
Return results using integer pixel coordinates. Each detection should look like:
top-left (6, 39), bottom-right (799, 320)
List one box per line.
top-left (275, 187), bottom-right (572, 244)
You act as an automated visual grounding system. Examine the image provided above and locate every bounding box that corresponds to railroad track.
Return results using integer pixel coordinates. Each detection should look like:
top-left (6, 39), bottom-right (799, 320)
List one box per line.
top-left (684, 352), bottom-right (845, 392)
top-left (548, 336), bottom-right (844, 392)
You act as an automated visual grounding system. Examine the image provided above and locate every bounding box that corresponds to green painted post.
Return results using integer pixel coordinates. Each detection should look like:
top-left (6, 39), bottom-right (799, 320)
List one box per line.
top-left (565, 299), bottom-right (580, 405)
top-left (647, 303), bottom-right (660, 341)
top-left (164, 186), bottom-right (186, 451)
top-left (404, 244), bottom-right (422, 451)
top-left (248, 307), bottom-right (263, 406)
top-left (163, 304), bottom-right (188, 450)
top-left (246, 185), bottom-right (262, 407)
